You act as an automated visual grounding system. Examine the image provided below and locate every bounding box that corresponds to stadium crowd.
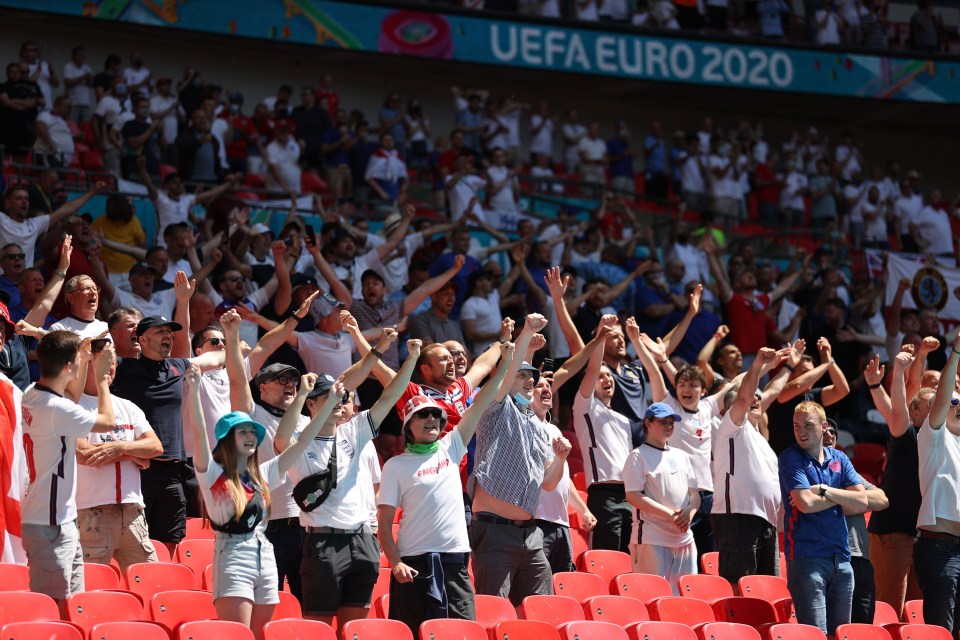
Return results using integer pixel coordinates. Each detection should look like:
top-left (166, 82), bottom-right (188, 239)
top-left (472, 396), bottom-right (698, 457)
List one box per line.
top-left (0, 34), bottom-right (959, 640)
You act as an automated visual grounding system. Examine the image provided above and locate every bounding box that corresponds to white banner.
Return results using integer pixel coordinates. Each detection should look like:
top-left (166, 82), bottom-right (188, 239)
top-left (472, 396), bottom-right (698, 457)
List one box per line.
top-left (870, 249), bottom-right (960, 333)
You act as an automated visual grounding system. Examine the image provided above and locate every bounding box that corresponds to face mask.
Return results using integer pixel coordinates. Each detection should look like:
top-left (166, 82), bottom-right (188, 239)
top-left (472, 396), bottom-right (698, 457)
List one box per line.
top-left (230, 103), bottom-right (240, 113)
top-left (718, 144), bottom-right (730, 156)
top-left (512, 392), bottom-right (532, 407)
top-left (115, 83), bottom-right (127, 94)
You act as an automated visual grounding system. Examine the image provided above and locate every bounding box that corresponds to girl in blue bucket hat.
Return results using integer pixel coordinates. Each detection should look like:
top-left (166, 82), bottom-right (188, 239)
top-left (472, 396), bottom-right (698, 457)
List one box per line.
top-left (184, 364), bottom-right (344, 640)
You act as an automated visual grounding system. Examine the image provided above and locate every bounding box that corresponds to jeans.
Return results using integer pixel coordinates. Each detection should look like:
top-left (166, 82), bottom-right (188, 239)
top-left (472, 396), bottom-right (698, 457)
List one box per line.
top-left (787, 555), bottom-right (854, 635)
top-left (913, 535), bottom-right (960, 636)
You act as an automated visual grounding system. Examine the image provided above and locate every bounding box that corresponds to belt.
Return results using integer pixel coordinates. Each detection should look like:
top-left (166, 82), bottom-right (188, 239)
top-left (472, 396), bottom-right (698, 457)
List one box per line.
top-left (918, 530), bottom-right (960, 546)
top-left (152, 458), bottom-right (184, 464)
top-left (306, 524), bottom-right (368, 535)
top-left (588, 482), bottom-right (625, 492)
top-left (270, 517), bottom-right (302, 527)
top-left (474, 512), bottom-right (536, 528)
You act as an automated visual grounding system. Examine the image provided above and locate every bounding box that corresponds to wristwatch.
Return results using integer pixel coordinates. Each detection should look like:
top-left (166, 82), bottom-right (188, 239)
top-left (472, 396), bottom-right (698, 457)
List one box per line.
top-left (818, 486), bottom-right (827, 498)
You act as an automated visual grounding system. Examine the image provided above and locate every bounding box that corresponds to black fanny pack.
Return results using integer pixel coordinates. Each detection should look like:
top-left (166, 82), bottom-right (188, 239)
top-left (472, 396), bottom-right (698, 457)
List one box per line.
top-left (292, 442), bottom-right (338, 512)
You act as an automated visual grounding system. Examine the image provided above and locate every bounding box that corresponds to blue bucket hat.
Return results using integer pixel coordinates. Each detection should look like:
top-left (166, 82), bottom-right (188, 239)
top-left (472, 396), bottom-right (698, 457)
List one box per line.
top-left (644, 402), bottom-right (682, 422)
top-left (214, 411), bottom-right (267, 446)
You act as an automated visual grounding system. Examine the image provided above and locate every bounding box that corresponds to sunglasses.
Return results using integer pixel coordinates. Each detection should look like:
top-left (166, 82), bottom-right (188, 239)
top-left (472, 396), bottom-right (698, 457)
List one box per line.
top-left (203, 337), bottom-right (225, 347)
top-left (825, 429), bottom-right (837, 436)
top-left (226, 275), bottom-right (244, 282)
top-left (2, 253), bottom-right (24, 260)
top-left (415, 408), bottom-right (443, 420)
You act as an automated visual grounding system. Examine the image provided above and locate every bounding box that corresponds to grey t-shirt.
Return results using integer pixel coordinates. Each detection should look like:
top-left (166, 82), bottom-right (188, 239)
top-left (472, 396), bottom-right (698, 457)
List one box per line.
top-left (845, 478), bottom-right (876, 559)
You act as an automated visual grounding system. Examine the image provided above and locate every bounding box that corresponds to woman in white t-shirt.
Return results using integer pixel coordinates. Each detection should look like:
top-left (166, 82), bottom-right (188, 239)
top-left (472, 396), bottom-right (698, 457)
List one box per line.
top-left (484, 148), bottom-right (523, 231)
top-left (185, 366), bottom-right (341, 640)
top-left (378, 342), bottom-right (514, 636)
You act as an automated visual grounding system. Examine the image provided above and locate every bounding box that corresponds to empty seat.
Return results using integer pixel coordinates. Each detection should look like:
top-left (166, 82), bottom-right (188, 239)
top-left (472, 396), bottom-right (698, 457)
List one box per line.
top-left (873, 601), bottom-right (900, 626)
top-left (67, 590), bottom-right (144, 638)
top-left (737, 575), bottom-right (795, 623)
top-left (90, 621), bottom-right (170, 640)
top-left (0, 591), bottom-right (60, 627)
top-left (582, 595), bottom-right (649, 627)
top-left (492, 620), bottom-right (562, 640)
top-left (419, 618), bottom-right (488, 640)
top-left (126, 563), bottom-right (195, 602)
top-left (700, 552), bottom-right (720, 576)
top-left (903, 600), bottom-right (924, 624)
top-left (553, 572), bottom-right (609, 604)
top-left (520, 595), bottom-right (585, 626)
top-left (0, 563), bottom-right (29, 591)
top-left (263, 619), bottom-right (337, 640)
top-left (613, 573), bottom-right (673, 604)
top-left (678, 574), bottom-right (734, 605)
top-left (341, 618), bottom-right (414, 640)
top-left (271, 591), bottom-right (303, 621)
top-left (626, 621), bottom-right (698, 640)
top-left (183, 518), bottom-right (216, 540)
top-left (0, 620), bottom-right (83, 640)
top-left (835, 623), bottom-right (897, 640)
top-left (148, 590), bottom-right (217, 634)
top-left (765, 623), bottom-right (827, 640)
top-left (367, 568), bottom-right (391, 617)
top-left (898, 624), bottom-right (953, 640)
top-left (373, 595), bottom-right (390, 619)
top-left (475, 594), bottom-right (518, 631)
top-left (149, 541), bottom-right (172, 563)
top-left (178, 620), bottom-right (255, 640)
top-left (561, 620), bottom-right (629, 640)
top-left (699, 621), bottom-right (763, 640)
top-left (83, 563), bottom-right (123, 590)
top-left (712, 597), bottom-right (778, 629)
top-left (580, 551), bottom-right (632, 589)
top-left (175, 540), bottom-right (214, 589)
top-left (649, 596), bottom-right (715, 626)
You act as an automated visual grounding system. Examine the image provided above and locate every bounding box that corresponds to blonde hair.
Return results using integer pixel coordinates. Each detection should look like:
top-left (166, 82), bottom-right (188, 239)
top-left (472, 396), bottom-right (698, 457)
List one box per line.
top-left (910, 387), bottom-right (936, 410)
top-left (211, 431), bottom-right (271, 522)
top-left (794, 400), bottom-right (826, 424)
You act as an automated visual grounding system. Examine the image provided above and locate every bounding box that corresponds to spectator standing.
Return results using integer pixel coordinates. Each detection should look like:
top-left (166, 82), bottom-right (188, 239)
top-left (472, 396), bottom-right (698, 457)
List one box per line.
top-left (815, 1), bottom-right (844, 45)
top-left (176, 109), bottom-right (222, 184)
top-left (150, 78), bottom-right (184, 166)
top-left (19, 41), bottom-right (58, 111)
top-left (562, 109), bottom-right (587, 175)
top-left (909, 0), bottom-right (942, 52)
top-left (529, 101), bottom-right (554, 163)
top-left (404, 98), bottom-right (431, 170)
top-left (365, 132), bottom-right (408, 204)
top-left (578, 123), bottom-right (607, 191)
top-left (607, 121), bottom-right (636, 198)
top-left (0, 63), bottom-right (41, 156)
top-left (290, 86), bottom-right (331, 172)
top-left (379, 92), bottom-right (408, 155)
top-left (757, 0), bottom-right (790, 38)
top-left (34, 96), bottom-right (76, 168)
top-left (265, 123), bottom-right (302, 195)
top-left (643, 121), bottom-right (668, 200)
top-left (63, 46), bottom-right (93, 123)
top-left (120, 96), bottom-right (163, 179)
top-left (122, 52), bottom-right (151, 98)
top-left (809, 159), bottom-right (838, 231)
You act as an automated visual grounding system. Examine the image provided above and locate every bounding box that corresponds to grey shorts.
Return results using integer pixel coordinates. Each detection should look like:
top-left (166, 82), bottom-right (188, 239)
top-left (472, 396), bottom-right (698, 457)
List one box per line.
top-left (469, 515), bottom-right (553, 606)
top-left (22, 521), bottom-right (84, 600)
top-left (212, 531), bottom-right (280, 605)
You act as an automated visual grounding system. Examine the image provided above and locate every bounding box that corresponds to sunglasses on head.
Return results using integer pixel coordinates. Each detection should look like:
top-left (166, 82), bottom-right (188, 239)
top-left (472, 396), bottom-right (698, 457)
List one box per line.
top-left (415, 408), bottom-right (443, 420)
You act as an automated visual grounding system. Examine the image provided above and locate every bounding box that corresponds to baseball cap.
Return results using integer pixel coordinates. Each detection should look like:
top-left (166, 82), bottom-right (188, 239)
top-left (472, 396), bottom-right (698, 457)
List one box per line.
top-left (136, 316), bottom-right (183, 337)
top-left (214, 410), bottom-right (266, 446)
top-left (290, 273), bottom-right (319, 289)
top-left (644, 402), bottom-right (682, 422)
top-left (331, 227), bottom-right (353, 245)
top-left (129, 262), bottom-right (161, 277)
top-left (306, 373), bottom-right (337, 399)
top-left (361, 269), bottom-right (385, 285)
top-left (253, 363), bottom-right (300, 388)
top-left (249, 223), bottom-right (272, 236)
top-left (518, 361), bottom-right (540, 385)
top-left (401, 395), bottom-right (446, 428)
top-left (308, 293), bottom-right (345, 324)
top-left (0, 300), bottom-right (14, 331)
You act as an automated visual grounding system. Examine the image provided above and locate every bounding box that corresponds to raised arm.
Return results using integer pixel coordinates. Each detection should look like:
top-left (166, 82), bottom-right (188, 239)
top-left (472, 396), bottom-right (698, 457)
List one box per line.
top-left (464, 318), bottom-right (513, 390)
top-left (308, 239), bottom-right (352, 308)
top-left (276, 376), bottom-right (346, 471)
top-left (578, 322), bottom-right (610, 400)
top-left (662, 283), bottom-right (702, 355)
top-left (49, 181), bottom-right (106, 227)
top-left (403, 255), bottom-right (464, 317)
top-left (703, 239), bottom-right (733, 303)
top-left (544, 266), bottom-right (585, 353)
top-left (907, 336), bottom-right (940, 401)
top-left (599, 260), bottom-right (653, 307)
top-left (222, 309), bottom-right (253, 413)
top-left (927, 333), bottom-right (960, 434)
top-left (370, 339), bottom-right (421, 427)
top-left (554, 326), bottom-right (609, 392)
top-left (456, 341), bottom-right (515, 445)
top-left (183, 365), bottom-right (212, 473)
top-left (171, 271), bottom-right (194, 359)
top-left (246, 291), bottom-right (319, 375)
top-left (888, 350), bottom-right (913, 437)
top-left (341, 328), bottom-right (399, 392)
top-left (496, 314), bottom-right (548, 403)
top-left (816, 338), bottom-right (851, 406)
top-left (23, 236), bottom-right (72, 331)
top-left (768, 252), bottom-right (810, 304)
top-left (636, 331), bottom-right (672, 399)
top-left (728, 348), bottom-right (777, 425)
top-left (695, 324), bottom-right (729, 389)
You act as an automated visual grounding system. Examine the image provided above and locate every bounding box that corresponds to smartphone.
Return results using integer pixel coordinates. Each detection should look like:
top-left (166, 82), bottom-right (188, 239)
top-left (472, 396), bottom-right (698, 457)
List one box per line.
top-left (542, 357), bottom-right (555, 373)
top-left (283, 236), bottom-right (295, 247)
top-left (91, 338), bottom-right (109, 353)
top-left (305, 225), bottom-right (316, 246)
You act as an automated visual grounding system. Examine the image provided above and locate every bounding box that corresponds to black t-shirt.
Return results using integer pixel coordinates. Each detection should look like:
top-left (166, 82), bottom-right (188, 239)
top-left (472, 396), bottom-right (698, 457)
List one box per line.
top-left (767, 387), bottom-right (823, 456)
top-left (92, 72), bottom-right (113, 95)
top-left (926, 335), bottom-right (947, 372)
top-left (573, 306), bottom-right (603, 344)
top-left (113, 356), bottom-right (191, 460)
top-left (290, 105), bottom-right (331, 159)
top-left (610, 359), bottom-right (650, 447)
top-left (867, 425), bottom-right (921, 536)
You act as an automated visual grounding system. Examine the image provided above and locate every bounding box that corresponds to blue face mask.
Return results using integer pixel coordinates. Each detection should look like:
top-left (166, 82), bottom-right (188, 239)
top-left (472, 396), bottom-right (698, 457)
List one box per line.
top-left (512, 392), bottom-right (532, 407)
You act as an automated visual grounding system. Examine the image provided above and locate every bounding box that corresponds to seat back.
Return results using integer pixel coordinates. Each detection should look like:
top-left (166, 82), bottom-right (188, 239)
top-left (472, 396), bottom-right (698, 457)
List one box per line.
top-left (148, 589), bottom-right (217, 634)
top-left (580, 550), bottom-right (632, 589)
top-left (270, 591), bottom-right (303, 621)
top-left (699, 622), bottom-right (762, 640)
top-left (183, 518), bottom-right (216, 540)
top-left (492, 620), bottom-right (562, 640)
top-left (262, 619), bottom-right (337, 640)
top-left (898, 624), bottom-right (953, 640)
top-left (519, 595), bottom-right (585, 626)
top-left (175, 539), bottom-right (214, 589)
top-left (341, 618), bottom-right (414, 640)
top-left (83, 563), bottom-right (122, 590)
top-left (649, 596), bottom-right (715, 625)
top-left (700, 552), bottom-right (720, 576)
top-left (474, 594), bottom-right (518, 631)
top-left (612, 574), bottom-right (673, 604)
top-left (553, 572), bottom-right (608, 603)
top-left (0, 563), bottom-right (29, 591)
top-left (419, 618), bottom-right (488, 640)
top-left (373, 595), bottom-right (390, 619)
top-left (766, 623), bottom-right (828, 640)
top-left (903, 600), bottom-right (924, 624)
top-left (626, 621), bottom-right (698, 640)
top-left (872, 601), bottom-right (900, 626)
top-left (178, 620), bottom-right (255, 640)
top-left (582, 596), bottom-right (649, 627)
top-left (0, 620), bottom-right (83, 640)
top-left (711, 597), bottom-right (778, 628)
top-left (0, 591), bottom-right (60, 626)
top-left (126, 563), bottom-right (196, 602)
top-left (560, 620), bottom-right (629, 640)
top-left (738, 575), bottom-right (791, 601)
top-left (835, 623), bottom-right (897, 640)
top-left (678, 574), bottom-right (735, 604)
top-left (67, 590), bottom-right (145, 637)
top-left (149, 541), bottom-right (172, 563)
top-left (90, 621), bottom-right (171, 640)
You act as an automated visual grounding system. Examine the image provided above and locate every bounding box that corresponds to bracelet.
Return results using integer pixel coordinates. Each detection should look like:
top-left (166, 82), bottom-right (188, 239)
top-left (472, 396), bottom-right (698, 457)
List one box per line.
top-left (498, 339), bottom-right (508, 345)
top-left (657, 359), bottom-right (667, 365)
top-left (371, 348), bottom-right (383, 359)
top-left (867, 382), bottom-right (882, 390)
top-left (953, 348), bottom-right (960, 356)
top-left (784, 364), bottom-right (795, 372)
top-left (53, 270), bottom-right (67, 278)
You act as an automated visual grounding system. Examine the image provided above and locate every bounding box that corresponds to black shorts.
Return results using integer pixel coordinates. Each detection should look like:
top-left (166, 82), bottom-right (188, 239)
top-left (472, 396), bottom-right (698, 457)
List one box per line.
top-left (141, 460), bottom-right (187, 543)
top-left (301, 527), bottom-right (380, 615)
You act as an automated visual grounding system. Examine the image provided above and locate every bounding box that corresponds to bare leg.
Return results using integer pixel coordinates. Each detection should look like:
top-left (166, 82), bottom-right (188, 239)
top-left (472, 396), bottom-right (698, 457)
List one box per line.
top-left (336, 607), bottom-right (371, 639)
top-left (216, 596), bottom-right (254, 629)
top-left (250, 604), bottom-right (276, 640)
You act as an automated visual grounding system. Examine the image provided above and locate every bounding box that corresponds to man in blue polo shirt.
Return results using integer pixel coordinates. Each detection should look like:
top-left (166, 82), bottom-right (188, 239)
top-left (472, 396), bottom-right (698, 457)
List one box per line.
top-left (779, 400), bottom-right (868, 636)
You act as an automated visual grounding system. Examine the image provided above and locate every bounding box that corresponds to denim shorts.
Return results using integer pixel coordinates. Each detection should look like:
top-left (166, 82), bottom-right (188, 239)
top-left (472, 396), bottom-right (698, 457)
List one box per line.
top-left (212, 530), bottom-right (280, 605)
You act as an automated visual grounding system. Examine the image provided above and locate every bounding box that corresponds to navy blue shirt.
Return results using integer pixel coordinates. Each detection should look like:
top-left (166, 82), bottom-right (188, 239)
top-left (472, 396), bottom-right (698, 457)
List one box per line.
top-left (779, 444), bottom-right (861, 561)
top-left (321, 127), bottom-right (350, 167)
top-left (428, 252), bottom-right (480, 319)
top-left (607, 137), bottom-right (634, 178)
top-left (114, 356), bottom-right (192, 460)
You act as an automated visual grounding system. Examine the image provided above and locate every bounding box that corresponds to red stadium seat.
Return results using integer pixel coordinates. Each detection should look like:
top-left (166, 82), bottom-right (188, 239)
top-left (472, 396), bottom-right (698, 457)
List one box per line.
top-left (84, 563), bottom-right (123, 590)
top-left (419, 618), bottom-right (488, 640)
top-left (765, 623), bottom-right (827, 640)
top-left (0, 563), bottom-right (29, 591)
top-left (873, 601), bottom-right (899, 626)
top-left (699, 622), bottom-right (763, 640)
top-left (67, 590), bottom-right (145, 638)
top-left (271, 591), bottom-right (303, 620)
top-left (613, 574), bottom-right (673, 604)
top-left (649, 597), bottom-right (715, 626)
top-left (176, 539), bottom-right (214, 589)
top-left (202, 565), bottom-right (214, 591)
top-left (851, 443), bottom-right (886, 478)
top-left (580, 550), bottom-right (632, 589)
top-left (712, 597), bottom-right (778, 629)
top-left (475, 595), bottom-right (518, 631)
top-left (148, 590), bottom-right (217, 635)
top-left (738, 576), bottom-right (795, 623)
top-left (0, 621), bottom-right (83, 640)
top-left (0, 591), bottom-right (61, 627)
top-left (519, 595), bottom-right (585, 626)
top-left (571, 529), bottom-right (589, 569)
top-left (341, 618), bottom-right (414, 640)
top-left (492, 620), bottom-right (561, 640)
top-left (701, 552), bottom-right (720, 576)
top-left (561, 620), bottom-right (629, 640)
top-left (90, 621), bottom-right (170, 640)
top-left (903, 600), bottom-right (924, 623)
top-left (898, 624), bottom-right (953, 640)
top-left (178, 620), bottom-right (255, 640)
top-left (184, 518), bottom-right (216, 540)
top-left (149, 541), bottom-right (171, 563)
top-left (626, 621), bottom-right (698, 640)
top-left (263, 619), bottom-right (337, 640)
top-left (368, 568), bottom-right (392, 618)
top-left (572, 472), bottom-right (586, 491)
top-left (373, 595), bottom-right (390, 619)
top-left (582, 596), bottom-right (649, 627)
top-left (553, 572), bottom-right (608, 603)
top-left (126, 563), bottom-right (195, 602)
top-left (678, 574), bottom-right (735, 604)
top-left (835, 623), bottom-right (896, 640)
